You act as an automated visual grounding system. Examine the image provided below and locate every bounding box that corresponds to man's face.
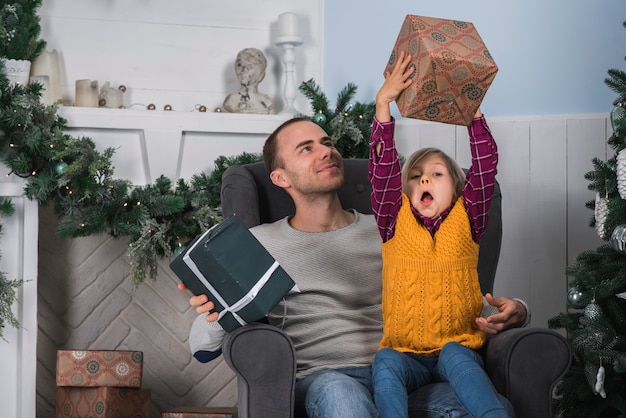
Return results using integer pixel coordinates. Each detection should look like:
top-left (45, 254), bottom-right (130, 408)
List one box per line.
top-left (272, 120), bottom-right (345, 196)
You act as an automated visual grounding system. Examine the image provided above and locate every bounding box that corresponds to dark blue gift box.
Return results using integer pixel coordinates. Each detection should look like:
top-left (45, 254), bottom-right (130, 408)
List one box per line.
top-left (169, 215), bottom-right (295, 332)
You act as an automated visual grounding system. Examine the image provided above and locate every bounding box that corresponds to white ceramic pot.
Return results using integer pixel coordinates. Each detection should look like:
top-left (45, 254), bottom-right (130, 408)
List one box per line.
top-left (2, 58), bottom-right (32, 86)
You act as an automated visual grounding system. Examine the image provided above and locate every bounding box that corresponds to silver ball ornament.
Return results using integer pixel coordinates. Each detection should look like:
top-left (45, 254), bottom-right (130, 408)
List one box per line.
top-left (567, 287), bottom-right (587, 309)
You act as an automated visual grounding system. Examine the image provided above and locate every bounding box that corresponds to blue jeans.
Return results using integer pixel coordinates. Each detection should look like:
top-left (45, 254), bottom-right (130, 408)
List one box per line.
top-left (294, 361), bottom-right (513, 418)
top-left (295, 366), bottom-right (378, 418)
top-left (373, 343), bottom-right (510, 418)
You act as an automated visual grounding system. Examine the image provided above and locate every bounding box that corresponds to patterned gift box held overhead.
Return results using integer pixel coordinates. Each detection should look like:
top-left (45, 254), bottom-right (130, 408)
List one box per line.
top-left (386, 15), bottom-right (498, 126)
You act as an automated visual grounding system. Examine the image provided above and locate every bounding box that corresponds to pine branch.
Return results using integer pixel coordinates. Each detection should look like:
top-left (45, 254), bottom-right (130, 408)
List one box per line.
top-left (0, 274), bottom-right (23, 341)
top-left (334, 83), bottom-right (357, 114)
top-left (606, 68), bottom-right (626, 105)
top-left (298, 78), bottom-right (330, 114)
top-left (127, 218), bottom-right (171, 286)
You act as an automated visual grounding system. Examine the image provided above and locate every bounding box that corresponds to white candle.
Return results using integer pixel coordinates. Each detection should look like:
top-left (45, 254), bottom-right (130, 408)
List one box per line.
top-left (30, 50), bottom-right (63, 104)
top-left (75, 79), bottom-right (99, 107)
top-left (278, 12), bottom-right (299, 37)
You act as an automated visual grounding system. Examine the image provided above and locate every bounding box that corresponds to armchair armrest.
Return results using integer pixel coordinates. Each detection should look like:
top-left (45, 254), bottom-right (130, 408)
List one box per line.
top-left (221, 165), bottom-right (261, 228)
top-left (222, 323), bottom-right (296, 418)
top-left (484, 327), bottom-right (571, 418)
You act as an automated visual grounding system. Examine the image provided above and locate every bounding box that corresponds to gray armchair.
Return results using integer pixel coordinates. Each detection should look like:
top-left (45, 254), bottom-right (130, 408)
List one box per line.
top-left (219, 159), bottom-right (571, 418)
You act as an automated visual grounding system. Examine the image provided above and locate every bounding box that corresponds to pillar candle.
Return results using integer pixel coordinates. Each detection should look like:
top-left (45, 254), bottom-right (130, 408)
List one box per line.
top-left (30, 50), bottom-right (63, 104)
top-left (75, 79), bottom-right (99, 107)
top-left (278, 12), bottom-right (299, 37)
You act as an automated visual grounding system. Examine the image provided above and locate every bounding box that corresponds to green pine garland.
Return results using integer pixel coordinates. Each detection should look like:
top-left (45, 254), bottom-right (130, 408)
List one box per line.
top-left (0, 59), bottom-right (375, 337)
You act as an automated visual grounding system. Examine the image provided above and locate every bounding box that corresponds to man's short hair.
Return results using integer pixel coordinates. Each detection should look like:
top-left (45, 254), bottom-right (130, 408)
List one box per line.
top-left (263, 116), bottom-right (312, 172)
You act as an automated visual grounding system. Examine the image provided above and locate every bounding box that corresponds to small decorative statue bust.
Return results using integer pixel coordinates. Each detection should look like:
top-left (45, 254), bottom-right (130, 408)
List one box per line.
top-left (223, 48), bottom-right (274, 114)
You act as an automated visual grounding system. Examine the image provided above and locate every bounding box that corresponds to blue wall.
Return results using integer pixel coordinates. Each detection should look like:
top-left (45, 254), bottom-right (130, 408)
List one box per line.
top-left (324, 1), bottom-right (626, 117)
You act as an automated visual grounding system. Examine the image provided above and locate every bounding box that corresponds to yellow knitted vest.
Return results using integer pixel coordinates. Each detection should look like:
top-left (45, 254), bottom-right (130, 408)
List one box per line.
top-left (379, 195), bottom-right (486, 356)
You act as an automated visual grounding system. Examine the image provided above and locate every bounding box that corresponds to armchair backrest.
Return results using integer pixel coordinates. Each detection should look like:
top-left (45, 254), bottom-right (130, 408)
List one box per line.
top-left (221, 159), bottom-right (502, 294)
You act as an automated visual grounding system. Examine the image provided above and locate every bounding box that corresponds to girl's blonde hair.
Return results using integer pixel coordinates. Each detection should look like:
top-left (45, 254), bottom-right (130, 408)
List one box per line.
top-left (401, 148), bottom-right (466, 200)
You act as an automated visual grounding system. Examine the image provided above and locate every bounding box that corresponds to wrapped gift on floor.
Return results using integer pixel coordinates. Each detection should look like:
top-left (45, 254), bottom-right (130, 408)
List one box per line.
top-left (56, 350), bottom-right (143, 388)
top-left (169, 214), bottom-right (296, 332)
top-left (162, 406), bottom-right (238, 418)
top-left (385, 14), bottom-right (498, 126)
top-left (55, 386), bottom-right (150, 418)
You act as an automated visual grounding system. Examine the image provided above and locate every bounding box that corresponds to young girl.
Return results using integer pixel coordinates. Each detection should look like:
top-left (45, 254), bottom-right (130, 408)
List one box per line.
top-left (369, 51), bottom-right (510, 418)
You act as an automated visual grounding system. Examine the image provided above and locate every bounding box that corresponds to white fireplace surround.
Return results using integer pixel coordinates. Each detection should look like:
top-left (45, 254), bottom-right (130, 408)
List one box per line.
top-left (0, 108), bottom-right (295, 417)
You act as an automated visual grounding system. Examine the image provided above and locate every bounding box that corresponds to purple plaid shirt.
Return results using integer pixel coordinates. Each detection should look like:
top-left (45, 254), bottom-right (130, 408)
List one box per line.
top-left (368, 115), bottom-right (498, 244)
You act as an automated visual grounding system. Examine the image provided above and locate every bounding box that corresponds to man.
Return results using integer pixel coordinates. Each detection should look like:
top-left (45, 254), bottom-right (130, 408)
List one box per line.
top-left (181, 117), bottom-right (527, 417)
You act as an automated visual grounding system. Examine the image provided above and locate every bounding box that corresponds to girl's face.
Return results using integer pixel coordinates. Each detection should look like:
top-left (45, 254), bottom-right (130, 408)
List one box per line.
top-left (405, 155), bottom-right (455, 219)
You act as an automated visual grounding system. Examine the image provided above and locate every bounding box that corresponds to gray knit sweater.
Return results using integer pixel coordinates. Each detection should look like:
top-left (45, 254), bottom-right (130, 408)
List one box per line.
top-left (253, 211), bottom-right (383, 378)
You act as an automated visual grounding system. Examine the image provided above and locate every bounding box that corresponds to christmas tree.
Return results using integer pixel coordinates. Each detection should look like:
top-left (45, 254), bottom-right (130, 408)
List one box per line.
top-left (548, 22), bottom-right (626, 418)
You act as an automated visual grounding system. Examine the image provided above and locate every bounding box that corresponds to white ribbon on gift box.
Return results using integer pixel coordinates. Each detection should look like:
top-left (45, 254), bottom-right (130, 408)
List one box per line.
top-left (182, 250), bottom-right (279, 327)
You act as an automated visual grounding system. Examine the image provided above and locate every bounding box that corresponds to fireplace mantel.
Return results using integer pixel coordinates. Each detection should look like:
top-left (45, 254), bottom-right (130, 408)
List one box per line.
top-left (57, 107), bottom-right (293, 185)
top-left (58, 106), bottom-right (292, 134)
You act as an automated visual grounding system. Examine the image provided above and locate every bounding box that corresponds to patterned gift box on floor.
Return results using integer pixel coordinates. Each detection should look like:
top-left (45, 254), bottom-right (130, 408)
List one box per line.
top-left (56, 350), bottom-right (143, 388)
top-left (385, 14), bottom-right (498, 126)
top-left (162, 407), bottom-right (238, 418)
top-left (55, 386), bottom-right (151, 418)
